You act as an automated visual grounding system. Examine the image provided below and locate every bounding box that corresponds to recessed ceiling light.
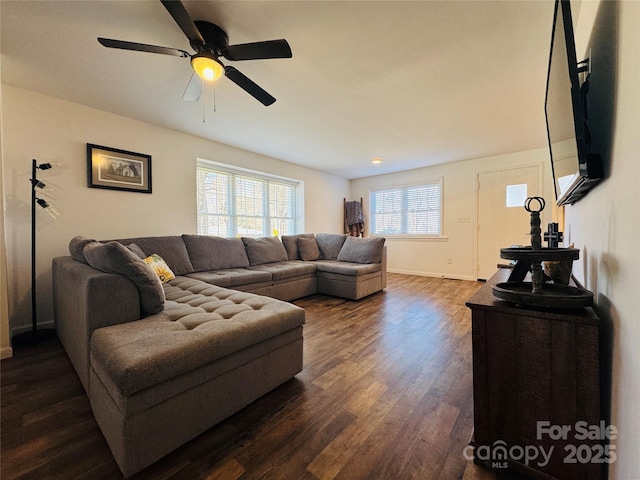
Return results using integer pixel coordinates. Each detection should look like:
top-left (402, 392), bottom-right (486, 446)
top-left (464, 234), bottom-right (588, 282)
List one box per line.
top-left (371, 157), bottom-right (383, 164)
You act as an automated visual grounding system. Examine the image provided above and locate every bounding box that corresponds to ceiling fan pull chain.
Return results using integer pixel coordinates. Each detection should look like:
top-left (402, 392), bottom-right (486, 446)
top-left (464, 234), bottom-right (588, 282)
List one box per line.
top-left (213, 88), bottom-right (216, 113)
top-left (202, 77), bottom-right (206, 123)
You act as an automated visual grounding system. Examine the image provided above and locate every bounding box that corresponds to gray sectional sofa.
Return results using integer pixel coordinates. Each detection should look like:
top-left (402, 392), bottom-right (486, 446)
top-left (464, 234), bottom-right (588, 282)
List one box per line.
top-left (52, 232), bottom-right (385, 476)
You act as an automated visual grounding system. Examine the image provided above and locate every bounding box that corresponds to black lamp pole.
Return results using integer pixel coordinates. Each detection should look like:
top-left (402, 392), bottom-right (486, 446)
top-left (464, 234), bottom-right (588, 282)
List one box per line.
top-left (31, 159), bottom-right (37, 336)
top-left (12, 159), bottom-right (56, 344)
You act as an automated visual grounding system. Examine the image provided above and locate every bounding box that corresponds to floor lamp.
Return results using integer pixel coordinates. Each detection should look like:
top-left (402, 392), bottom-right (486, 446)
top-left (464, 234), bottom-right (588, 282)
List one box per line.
top-left (12, 159), bottom-right (60, 345)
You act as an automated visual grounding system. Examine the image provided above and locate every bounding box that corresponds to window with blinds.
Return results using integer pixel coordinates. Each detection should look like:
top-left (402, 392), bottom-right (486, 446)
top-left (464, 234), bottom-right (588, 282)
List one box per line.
top-left (197, 160), bottom-right (303, 237)
top-left (369, 179), bottom-right (443, 236)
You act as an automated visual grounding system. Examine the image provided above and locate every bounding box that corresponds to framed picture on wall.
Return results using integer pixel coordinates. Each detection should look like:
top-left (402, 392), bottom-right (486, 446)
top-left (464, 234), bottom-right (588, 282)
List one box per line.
top-left (87, 143), bottom-right (152, 193)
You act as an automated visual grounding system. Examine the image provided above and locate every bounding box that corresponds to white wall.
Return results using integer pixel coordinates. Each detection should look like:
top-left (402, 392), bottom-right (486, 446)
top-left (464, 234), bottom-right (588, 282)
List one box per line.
top-left (1, 85), bottom-right (349, 334)
top-left (567, 1), bottom-right (640, 478)
top-left (0, 76), bottom-right (13, 359)
top-left (351, 148), bottom-right (554, 280)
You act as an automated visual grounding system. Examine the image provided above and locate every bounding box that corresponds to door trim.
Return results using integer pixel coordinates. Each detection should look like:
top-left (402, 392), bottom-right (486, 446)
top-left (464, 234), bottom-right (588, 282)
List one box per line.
top-left (474, 163), bottom-right (544, 280)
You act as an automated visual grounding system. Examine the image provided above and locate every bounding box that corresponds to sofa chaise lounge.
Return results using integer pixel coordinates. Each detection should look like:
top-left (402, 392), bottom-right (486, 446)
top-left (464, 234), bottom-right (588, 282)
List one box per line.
top-left (52, 233), bottom-right (385, 476)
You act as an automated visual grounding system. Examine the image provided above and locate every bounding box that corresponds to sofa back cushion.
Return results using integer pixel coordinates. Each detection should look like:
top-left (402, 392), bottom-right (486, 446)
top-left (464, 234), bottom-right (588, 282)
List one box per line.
top-left (83, 241), bottom-right (164, 315)
top-left (242, 236), bottom-right (288, 265)
top-left (182, 235), bottom-right (250, 271)
top-left (281, 233), bottom-right (315, 260)
top-left (337, 236), bottom-right (386, 264)
top-left (114, 236), bottom-right (194, 275)
top-left (315, 233), bottom-right (347, 260)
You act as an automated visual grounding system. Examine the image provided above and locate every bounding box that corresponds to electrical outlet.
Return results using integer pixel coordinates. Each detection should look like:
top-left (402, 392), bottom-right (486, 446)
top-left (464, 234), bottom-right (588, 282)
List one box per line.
top-left (457, 215), bottom-right (471, 223)
top-left (447, 257), bottom-right (453, 264)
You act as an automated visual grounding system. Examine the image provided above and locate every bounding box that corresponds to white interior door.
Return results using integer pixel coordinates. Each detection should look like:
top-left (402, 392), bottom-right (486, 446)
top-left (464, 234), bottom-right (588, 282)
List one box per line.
top-left (476, 165), bottom-right (540, 280)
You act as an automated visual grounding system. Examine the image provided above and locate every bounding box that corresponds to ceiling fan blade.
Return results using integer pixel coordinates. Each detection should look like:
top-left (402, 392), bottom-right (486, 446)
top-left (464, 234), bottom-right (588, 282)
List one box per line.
top-left (160, 0), bottom-right (205, 44)
top-left (223, 39), bottom-right (292, 61)
top-left (224, 66), bottom-right (276, 106)
top-left (182, 71), bottom-right (203, 102)
top-left (98, 38), bottom-right (189, 57)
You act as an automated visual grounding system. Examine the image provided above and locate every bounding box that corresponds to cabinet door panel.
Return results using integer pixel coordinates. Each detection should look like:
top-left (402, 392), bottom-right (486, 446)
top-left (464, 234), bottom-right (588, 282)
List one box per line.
top-left (516, 317), bottom-right (552, 446)
top-left (485, 312), bottom-right (519, 445)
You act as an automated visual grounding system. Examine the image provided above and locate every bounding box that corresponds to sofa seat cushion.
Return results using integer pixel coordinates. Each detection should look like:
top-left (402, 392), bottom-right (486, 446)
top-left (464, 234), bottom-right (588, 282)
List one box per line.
top-left (90, 277), bottom-right (305, 400)
top-left (185, 268), bottom-right (272, 287)
top-left (314, 260), bottom-right (381, 277)
top-left (248, 261), bottom-right (317, 281)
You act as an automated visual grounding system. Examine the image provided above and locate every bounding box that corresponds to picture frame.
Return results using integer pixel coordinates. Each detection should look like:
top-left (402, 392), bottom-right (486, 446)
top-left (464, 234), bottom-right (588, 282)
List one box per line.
top-left (87, 143), bottom-right (152, 193)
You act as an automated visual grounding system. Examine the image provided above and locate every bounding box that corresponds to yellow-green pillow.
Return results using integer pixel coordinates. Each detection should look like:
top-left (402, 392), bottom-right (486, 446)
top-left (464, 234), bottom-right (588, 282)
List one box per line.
top-left (144, 254), bottom-right (175, 283)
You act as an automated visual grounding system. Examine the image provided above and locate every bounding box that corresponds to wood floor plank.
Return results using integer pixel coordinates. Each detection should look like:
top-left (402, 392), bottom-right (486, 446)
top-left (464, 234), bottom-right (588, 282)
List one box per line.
top-left (346, 380), bottom-right (388, 417)
top-left (307, 387), bottom-right (398, 480)
top-left (202, 458), bottom-right (245, 480)
top-left (1, 273), bottom-right (525, 479)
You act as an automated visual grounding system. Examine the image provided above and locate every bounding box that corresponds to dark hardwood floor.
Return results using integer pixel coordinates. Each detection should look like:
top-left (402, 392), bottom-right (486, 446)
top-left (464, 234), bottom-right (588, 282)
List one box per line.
top-left (1, 273), bottom-right (525, 479)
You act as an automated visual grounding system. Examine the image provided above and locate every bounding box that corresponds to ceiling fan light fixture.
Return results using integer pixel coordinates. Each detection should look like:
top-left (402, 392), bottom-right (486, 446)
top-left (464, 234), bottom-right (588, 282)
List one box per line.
top-left (191, 54), bottom-right (224, 81)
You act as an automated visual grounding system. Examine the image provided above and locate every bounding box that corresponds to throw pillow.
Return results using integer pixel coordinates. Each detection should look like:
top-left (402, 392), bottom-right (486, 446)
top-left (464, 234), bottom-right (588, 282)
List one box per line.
top-left (69, 236), bottom-right (95, 264)
top-left (126, 243), bottom-right (147, 259)
top-left (143, 254), bottom-right (176, 283)
top-left (241, 236), bottom-right (288, 265)
top-left (336, 236), bottom-right (386, 264)
top-left (83, 241), bottom-right (164, 315)
top-left (297, 237), bottom-right (321, 261)
top-left (281, 233), bottom-right (315, 260)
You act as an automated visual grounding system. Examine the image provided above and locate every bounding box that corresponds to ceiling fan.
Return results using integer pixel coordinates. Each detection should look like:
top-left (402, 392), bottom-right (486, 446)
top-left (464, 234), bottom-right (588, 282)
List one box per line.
top-left (98, 0), bottom-right (292, 106)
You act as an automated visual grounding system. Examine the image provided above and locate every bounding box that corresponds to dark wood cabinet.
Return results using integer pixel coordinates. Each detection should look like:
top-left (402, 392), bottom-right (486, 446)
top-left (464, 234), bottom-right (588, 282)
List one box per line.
top-left (466, 269), bottom-right (603, 480)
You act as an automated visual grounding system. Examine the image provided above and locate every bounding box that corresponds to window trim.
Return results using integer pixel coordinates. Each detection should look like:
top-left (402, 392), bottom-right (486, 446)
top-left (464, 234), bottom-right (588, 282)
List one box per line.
top-left (196, 158), bottom-right (304, 237)
top-left (368, 177), bottom-right (446, 240)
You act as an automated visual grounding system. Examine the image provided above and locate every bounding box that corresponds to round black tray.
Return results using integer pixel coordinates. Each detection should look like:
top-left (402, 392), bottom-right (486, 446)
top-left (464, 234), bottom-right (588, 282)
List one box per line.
top-left (499, 247), bottom-right (580, 262)
top-left (492, 282), bottom-right (593, 309)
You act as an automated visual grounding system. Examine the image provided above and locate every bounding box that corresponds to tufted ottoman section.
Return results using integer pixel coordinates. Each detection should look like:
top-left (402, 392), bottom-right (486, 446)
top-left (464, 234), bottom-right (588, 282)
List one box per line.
top-left (88, 276), bottom-right (305, 476)
top-left (91, 276), bottom-right (304, 410)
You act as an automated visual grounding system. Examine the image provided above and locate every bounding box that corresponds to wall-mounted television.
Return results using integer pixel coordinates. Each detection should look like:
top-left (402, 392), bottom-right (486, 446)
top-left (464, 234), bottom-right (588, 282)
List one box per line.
top-left (545, 0), bottom-right (602, 206)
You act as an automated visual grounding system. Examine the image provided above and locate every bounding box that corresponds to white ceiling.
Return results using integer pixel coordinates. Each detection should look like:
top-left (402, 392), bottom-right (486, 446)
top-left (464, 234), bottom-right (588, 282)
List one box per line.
top-left (1, 0), bottom-right (556, 179)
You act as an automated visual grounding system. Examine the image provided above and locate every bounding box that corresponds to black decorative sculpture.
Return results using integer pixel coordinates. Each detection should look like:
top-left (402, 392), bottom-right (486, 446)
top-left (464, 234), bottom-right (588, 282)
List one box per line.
top-left (544, 222), bottom-right (564, 248)
top-left (491, 197), bottom-right (593, 308)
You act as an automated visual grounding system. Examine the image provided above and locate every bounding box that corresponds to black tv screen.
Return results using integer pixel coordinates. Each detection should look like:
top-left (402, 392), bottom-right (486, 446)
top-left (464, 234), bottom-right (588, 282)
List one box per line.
top-left (545, 0), bottom-right (602, 206)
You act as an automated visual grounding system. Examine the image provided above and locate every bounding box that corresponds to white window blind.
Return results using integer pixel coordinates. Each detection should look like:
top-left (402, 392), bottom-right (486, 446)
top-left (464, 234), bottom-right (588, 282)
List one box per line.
top-left (370, 179), bottom-right (442, 236)
top-left (197, 160), bottom-right (302, 237)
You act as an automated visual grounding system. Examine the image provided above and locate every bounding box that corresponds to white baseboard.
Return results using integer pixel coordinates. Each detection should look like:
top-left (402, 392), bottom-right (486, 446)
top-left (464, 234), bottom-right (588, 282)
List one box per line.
top-left (388, 269), bottom-right (476, 282)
